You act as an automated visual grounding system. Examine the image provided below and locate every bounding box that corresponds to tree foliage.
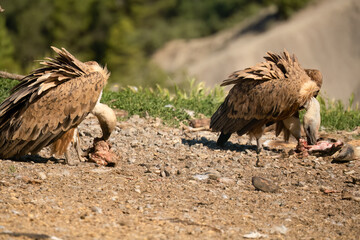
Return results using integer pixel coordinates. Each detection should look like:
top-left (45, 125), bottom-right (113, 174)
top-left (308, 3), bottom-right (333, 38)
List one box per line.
top-left (0, 0), bottom-right (312, 87)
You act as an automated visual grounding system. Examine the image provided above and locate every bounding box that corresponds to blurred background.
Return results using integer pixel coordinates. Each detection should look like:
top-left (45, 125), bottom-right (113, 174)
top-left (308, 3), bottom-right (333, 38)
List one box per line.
top-left (0, 0), bottom-right (359, 104)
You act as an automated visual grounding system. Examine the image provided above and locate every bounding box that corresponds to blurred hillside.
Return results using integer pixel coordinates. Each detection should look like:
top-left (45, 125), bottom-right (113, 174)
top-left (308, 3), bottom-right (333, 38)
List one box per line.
top-left (0, 0), bottom-right (311, 88)
top-left (152, 0), bottom-right (360, 105)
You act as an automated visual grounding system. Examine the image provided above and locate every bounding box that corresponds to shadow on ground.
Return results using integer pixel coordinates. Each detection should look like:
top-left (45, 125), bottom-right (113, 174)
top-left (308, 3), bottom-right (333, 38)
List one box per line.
top-left (182, 136), bottom-right (257, 152)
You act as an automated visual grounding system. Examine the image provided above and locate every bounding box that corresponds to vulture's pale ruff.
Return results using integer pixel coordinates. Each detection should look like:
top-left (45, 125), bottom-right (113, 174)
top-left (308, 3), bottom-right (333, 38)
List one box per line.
top-left (0, 47), bottom-right (110, 163)
top-left (210, 50), bottom-right (321, 151)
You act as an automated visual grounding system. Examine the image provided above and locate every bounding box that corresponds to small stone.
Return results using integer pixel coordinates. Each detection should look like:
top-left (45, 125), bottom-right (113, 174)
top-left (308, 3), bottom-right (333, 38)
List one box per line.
top-left (243, 231), bottom-right (268, 239)
top-left (160, 170), bottom-right (170, 177)
top-left (38, 172), bottom-right (47, 180)
top-left (11, 210), bottom-right (21, 215)
top-left (351, 176), bottom-right (360, 185)
top-left (205, 170), bottom-right (221, 180)
top-left (192, 174), bottom-right (209, 181)
top-left (130, 140), bottom-right (139, 148)
top-left (127, 158), bottom-right (136, 164)
top-left (270, 225), bottom-right (288, 235)
top-left (219, 177), bottom-right (235, 184)
top-left (341, 190), bottom-right (353, 200)
top-left (296, 181), bottom-right (306, 187)
top-left (333, 144), bottom-right (358, 162)
top-left (90, 206), bottom-right (103, 214)
top-left (344, 170), bottom-right (356, 175)
top-left (252, 176), bottom-right (278, 193)
top-left (0, 180), bottom-right (10, 187)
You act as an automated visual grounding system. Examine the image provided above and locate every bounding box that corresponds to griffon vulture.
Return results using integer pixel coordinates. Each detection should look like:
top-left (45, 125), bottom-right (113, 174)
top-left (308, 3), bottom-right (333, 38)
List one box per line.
top-left (210, 50), bottom-right (320, 152)
top-left (0, 47), bottom-right (111, 164)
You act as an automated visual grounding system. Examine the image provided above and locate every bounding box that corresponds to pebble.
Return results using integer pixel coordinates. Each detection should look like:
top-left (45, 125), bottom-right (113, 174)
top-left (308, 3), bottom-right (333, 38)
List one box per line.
top-left (127, 158), bottom-right (136, 164)
top-left (205, 170), bottom-right (221, 180)
top-left (130, 140), bottom-right (139, 148)
top-left (333, 144), bottom-right (356, 162)
top-left (344, 170), bottom-right (356, 175)
top-left (160, 170), bottom-right (170, 177)
top-left (243, 231), bottom-right (268, 239)
top-left (219, 177), bottom-right (235, 184)
top-left (90, 206), bottom-right (103, 214)
top-left (192, 174), bottom-right (209, 181)
top-left (50, 236), bottom-right (63, 240)
top-left (252, 176), bottom-right (278, 193)
top-left (341, 190), bottom-right (353, 200)
top-left (38, 172), bottom-right (47, 180)
top-left (270, 225), bottom-right (288, 235)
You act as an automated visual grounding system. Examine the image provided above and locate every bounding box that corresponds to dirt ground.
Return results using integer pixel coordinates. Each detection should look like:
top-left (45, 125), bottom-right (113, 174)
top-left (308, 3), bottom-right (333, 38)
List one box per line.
top-left (0, 114), bottom-right (359, 240)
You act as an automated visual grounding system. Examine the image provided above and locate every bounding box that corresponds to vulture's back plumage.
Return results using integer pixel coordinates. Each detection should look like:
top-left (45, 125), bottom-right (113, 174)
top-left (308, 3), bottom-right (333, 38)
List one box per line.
top-left (0, 47), bottom-right (109, 159)
top-left (210, 50), bottom-right (319, 146)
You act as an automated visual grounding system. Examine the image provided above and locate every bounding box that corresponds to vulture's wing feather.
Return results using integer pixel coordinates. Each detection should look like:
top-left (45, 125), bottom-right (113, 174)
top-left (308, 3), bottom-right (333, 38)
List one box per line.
top-left (0, 47), bottom-right (108, 159)
top-left (0, 72), bottom-right (105, 158)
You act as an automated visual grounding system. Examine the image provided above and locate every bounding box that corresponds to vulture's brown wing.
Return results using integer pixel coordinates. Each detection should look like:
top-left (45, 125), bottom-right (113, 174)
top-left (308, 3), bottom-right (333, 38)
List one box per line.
top-left (0, 72), bottom-right (105, 158)
top-left (221, 61), bottom-right (285, 87)
top-left (0, 47), bottom-right (108, 159)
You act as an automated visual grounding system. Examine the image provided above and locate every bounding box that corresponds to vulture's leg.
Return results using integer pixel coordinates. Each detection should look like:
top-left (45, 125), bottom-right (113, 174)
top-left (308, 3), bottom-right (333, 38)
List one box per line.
top-left (254, 127), bottom-right (265, 167)
top-left (63, 128), bottom-right (83, 165)
top-left (64, 148), bottom-right (77, 166)
top-left (283, 128), bottom-right (291, 143)
top-left (256, 137), bottom-right (263, 154)
top-left (73, 128), bottom-right (86, 162)
top-left (282, 114), bottom-right (301, 143)
top-left (252, 125), bottom-right (265, 154)
top-left (246, 134), bottom-right (253, 146)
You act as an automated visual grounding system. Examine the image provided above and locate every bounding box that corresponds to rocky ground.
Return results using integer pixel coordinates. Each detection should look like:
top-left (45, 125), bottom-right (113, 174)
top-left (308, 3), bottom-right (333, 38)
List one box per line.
top-left (0, 113), bottom-right (359, 240)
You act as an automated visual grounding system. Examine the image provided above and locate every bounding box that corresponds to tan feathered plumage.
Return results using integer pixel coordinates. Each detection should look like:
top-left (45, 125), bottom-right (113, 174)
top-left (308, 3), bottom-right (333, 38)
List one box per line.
top-left (275, 69), bottom-right (323, 144)
top-left (210, 50), bottom-right (320, 150)
top-left (0, 47), bottom-right (110, 161)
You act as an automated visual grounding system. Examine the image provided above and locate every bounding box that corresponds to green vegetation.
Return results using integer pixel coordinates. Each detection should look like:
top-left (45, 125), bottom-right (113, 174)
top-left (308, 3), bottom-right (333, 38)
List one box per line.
top-left (102, 79), bottom-right (224, 126)
top-left (0, 78), bottom-right (18, 103)
top-left (2, 77), bottom-right (356, 130)
top-left (1, 0), bottom-right (313, 88)
top-left (317, 95), bottom-right (360, 131)
top-left (8, 165), bottom-right (16, 174)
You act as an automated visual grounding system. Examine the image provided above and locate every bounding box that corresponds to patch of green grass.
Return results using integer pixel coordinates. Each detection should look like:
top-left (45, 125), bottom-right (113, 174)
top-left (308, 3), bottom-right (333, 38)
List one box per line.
top-left (8, 165), bottom-right (16, 174)
top-left (102, 79), bottom-right (225, 126)
top-left (317, 94), bottom-right (360, 131)
top-left (0, 78), bottom-right (18, 103)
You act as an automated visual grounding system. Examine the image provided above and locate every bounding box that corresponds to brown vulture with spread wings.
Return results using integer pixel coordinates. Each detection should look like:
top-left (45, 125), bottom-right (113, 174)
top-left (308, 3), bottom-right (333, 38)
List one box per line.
top-left (0, 47), bottom-right (110, 164)
top-left (210, 50), bottom-right (321, 151)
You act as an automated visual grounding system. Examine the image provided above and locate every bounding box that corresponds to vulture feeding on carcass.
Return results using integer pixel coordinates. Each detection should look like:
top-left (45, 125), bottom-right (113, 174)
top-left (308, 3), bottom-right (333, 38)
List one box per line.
top-left (210, 50), bottom-right (322, 152)
top-left (0, 47), bottom-right (116, 165)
